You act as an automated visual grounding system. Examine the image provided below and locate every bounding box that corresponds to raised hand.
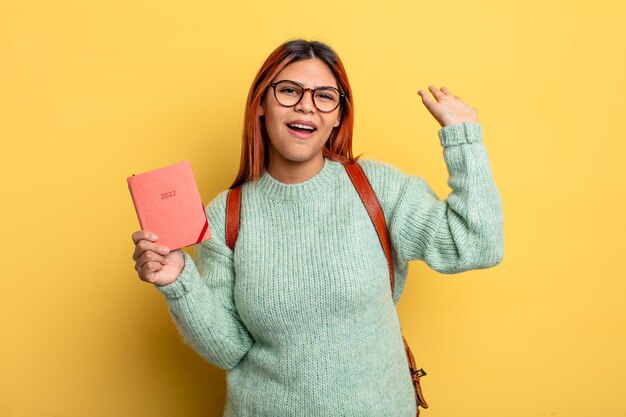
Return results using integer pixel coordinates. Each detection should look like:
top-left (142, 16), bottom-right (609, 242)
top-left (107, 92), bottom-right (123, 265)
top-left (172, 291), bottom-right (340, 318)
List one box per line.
top-left (417, 85), bottom-right (478, 128)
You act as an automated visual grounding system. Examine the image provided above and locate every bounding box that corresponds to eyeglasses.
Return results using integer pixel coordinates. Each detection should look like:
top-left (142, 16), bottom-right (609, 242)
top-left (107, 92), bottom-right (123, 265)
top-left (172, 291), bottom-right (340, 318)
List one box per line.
top-left (268, 80), bottom-right (344, 113)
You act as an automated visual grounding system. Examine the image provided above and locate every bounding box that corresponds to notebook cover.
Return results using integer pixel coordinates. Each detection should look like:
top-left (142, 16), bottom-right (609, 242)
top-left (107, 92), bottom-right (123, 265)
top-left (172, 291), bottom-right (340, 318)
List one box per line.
top-left (127, 160), bottom-right (212, 250)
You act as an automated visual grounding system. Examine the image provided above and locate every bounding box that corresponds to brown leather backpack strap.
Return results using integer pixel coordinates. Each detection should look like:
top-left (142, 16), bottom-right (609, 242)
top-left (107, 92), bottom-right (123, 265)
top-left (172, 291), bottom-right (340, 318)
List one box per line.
top-left (403, 336), bottom-right (429, 411)
top-left (343, 161), bottom-right (395, 293)
top-left (343, 161), bottom-right (428, 416)
top-left (225, 186), bottom-right (242, 252)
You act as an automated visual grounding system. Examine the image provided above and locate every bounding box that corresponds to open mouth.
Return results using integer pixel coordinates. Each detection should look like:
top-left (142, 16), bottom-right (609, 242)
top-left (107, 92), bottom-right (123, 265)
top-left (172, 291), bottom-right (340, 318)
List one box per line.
top-left (287, 123), bottom-right (317, 134)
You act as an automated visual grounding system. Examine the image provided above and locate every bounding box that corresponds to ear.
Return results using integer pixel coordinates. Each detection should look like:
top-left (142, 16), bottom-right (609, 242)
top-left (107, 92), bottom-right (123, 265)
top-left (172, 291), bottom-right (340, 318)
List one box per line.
top-left (258, 101), bottom-right (264, 116)
top-left (333, 112), bottom-right (341, 128)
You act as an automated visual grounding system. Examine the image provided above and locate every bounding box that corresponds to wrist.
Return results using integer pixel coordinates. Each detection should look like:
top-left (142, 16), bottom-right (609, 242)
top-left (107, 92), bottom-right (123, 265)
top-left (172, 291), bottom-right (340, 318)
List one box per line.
top-left (438, 121), bottom-right (482, 147)
top-left (154, 251), bottom-right (198, 298)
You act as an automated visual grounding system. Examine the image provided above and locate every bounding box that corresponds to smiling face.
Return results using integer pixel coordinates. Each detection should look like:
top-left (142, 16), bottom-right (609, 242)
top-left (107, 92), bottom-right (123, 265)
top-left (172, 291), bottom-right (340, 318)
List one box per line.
top-left (259, 58), bottom-right (341, 181)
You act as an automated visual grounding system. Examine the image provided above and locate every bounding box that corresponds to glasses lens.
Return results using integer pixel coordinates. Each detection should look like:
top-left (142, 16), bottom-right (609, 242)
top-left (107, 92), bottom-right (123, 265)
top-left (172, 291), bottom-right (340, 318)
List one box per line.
top-left (314, 88), bottom-right (341, 112)
top-left (274, 81), bottom-right (303, 107)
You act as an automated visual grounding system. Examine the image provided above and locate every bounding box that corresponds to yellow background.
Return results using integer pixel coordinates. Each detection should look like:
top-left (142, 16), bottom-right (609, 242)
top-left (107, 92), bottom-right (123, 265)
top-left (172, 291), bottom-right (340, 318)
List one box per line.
top-left (2, 0), bottom-right (624, 416)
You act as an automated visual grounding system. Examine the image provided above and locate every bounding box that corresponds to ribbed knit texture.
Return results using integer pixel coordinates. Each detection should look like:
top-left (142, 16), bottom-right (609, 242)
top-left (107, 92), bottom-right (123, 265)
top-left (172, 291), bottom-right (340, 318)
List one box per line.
top-left (156, 121), bottom-right (504, 417)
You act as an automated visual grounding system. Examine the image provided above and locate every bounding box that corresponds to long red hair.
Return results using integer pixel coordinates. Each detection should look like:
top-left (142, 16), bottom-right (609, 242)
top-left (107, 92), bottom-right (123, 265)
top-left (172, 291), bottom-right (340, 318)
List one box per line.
top-left (229, 39), bottom-right (359, 189)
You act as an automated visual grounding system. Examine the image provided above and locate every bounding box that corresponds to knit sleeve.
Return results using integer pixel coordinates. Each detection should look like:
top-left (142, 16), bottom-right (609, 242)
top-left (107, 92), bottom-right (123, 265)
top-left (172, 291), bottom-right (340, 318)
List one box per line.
top-left (153, 189), bottom-right (254, 370)
top-left (358, 121), bottom-right (504, 274)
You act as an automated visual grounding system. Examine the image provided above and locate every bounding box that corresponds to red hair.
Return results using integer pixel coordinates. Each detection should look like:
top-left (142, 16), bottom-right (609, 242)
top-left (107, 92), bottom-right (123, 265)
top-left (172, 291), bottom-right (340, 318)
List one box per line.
top-left (229, 39), bottom-right (359, 189)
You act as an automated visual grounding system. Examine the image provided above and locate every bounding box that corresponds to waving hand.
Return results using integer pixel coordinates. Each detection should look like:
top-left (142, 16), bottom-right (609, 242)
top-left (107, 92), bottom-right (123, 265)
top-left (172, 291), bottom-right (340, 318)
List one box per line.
top-left (418, 85), bottom-right (478, 128)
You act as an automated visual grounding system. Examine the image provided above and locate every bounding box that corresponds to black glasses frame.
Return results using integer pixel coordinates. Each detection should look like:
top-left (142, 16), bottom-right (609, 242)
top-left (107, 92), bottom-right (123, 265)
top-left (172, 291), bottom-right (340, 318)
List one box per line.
top-left (269, 80), bottom-right (344, 113)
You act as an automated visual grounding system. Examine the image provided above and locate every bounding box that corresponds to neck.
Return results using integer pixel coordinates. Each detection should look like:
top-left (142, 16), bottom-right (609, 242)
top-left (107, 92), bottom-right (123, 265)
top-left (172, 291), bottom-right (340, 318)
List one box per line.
top-left (266, 153), bottom-right (325, 184)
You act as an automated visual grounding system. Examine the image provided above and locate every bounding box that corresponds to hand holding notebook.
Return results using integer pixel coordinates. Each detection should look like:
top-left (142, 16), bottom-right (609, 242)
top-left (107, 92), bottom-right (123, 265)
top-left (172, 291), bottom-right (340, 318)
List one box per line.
top-left (128, 160), bottom-right (212, 287)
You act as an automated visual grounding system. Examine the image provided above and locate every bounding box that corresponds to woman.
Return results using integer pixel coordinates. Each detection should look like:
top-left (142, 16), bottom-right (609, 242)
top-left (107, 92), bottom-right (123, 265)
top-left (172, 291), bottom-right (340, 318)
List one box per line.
top-left (131, 39), bottom-right (504, 417)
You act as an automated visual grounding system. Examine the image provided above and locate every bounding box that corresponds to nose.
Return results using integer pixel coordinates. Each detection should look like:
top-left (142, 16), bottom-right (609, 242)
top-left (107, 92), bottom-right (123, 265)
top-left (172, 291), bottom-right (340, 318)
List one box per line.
top-left (295, 89), bottom-right (315, 113)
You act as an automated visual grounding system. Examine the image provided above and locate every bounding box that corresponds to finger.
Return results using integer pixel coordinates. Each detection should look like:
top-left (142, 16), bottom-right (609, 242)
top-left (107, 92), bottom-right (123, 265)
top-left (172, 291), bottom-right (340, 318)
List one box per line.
top-left (141, 260), bottom-right (163, 274)
top-left (428, 85), bottom-right (445, 101)
top-left (417, 89), bottom-right (437, 110)
top-left (440, 86), bottom-right (454, 96)
top-left (138, 250), bottom-right (168, 270)
top-left (133, 239), bottom-right (170, 261)
top-left (132, 230), bottom-right (158, 245)
top-left (140, 261), bottom-right (163, 283)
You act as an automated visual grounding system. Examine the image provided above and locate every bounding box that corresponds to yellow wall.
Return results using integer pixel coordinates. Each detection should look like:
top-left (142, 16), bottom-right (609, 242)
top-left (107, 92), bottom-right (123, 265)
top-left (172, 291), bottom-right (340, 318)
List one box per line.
top-left (2, 0), bottom-right (624, 416)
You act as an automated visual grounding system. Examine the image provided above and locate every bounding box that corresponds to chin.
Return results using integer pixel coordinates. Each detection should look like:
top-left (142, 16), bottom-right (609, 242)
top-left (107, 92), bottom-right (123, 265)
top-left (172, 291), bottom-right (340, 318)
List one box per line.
top-left (275, 147), bottom-right (324, 164)
top-left (284, 153), bottom-right (320, 163)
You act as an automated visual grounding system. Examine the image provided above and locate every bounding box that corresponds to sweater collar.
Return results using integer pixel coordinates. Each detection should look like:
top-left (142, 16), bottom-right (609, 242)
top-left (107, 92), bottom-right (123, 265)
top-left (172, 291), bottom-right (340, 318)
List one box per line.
top-left (253, 157), bottom-right (342, 201)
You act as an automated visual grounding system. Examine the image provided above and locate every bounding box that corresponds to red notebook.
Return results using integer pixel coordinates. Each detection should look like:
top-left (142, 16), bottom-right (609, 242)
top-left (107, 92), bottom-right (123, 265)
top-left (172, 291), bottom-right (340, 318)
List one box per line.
top-left (127, 160), bottom-right (212, 250)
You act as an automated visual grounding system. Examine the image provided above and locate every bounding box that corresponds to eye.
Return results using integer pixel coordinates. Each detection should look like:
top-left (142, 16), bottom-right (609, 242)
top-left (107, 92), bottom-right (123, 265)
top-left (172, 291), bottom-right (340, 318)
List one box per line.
top-left (315, 89), bottom-right (339, 102)
top-left (275, 81), bottom-right (303, 97)
top-left (279, 87), bottom-right (300, 96)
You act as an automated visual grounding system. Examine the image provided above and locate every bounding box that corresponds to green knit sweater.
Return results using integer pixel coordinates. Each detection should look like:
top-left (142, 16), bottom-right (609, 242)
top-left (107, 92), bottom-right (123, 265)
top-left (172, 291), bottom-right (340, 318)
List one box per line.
top-left (156, 121), bottom-right (504, 417)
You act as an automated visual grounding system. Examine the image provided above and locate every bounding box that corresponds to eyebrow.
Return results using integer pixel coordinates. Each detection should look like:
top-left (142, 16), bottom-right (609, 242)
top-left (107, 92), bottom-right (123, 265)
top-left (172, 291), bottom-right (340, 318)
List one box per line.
top-left (274, 79), bottom-right (339, 90)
